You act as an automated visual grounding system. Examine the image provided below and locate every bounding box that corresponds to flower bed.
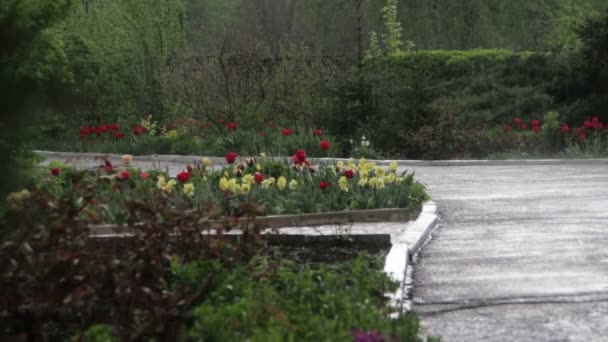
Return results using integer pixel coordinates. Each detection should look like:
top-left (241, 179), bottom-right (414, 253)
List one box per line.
top-left (481, 113), bottom-right (608, 159)
top-left (39, 116), bottom-right (344, 158)
top-left (36, 150), bottom-right (427, 225)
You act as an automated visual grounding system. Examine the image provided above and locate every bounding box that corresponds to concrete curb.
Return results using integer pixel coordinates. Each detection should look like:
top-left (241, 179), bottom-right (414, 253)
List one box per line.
top-left (89, 208), bottom-right (413, 235)
top-left (384, 201), bottom-right (439, 315)
top-left (35, 150), bottom-right (608, 167)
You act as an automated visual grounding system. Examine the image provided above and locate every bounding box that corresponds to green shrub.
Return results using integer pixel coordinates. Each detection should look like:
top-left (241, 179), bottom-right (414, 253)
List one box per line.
top-left (188, 257), bottom-right (425, 342)
top-left (327, 49), bottom-right (559, 157)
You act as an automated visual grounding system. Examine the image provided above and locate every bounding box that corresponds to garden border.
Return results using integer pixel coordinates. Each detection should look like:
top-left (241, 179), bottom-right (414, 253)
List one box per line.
top-left (35, 150), bottom-right (608, 167)
top-left (383, 201), bottom-right (438, 315)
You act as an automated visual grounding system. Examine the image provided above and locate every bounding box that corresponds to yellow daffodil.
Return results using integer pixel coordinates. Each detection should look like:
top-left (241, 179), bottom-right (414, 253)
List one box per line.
top-left (219, 177), bottom-right (230, 192)
top-left (358, 177), bottom-right (368, 187)
top-left (336, 160), bottom-right (344, 172)
top-left (261, 179), bottom-right (273, 189)
top-left (371, 177), bottom-right (384, 189)
top-left (288, 179), bottom-right (298, 190)
top-left (122, 154), bottom-right (133, 165)
top-left (183, 183), bottom-right (195, 198)
top-left (241, 183), bottom-right (251, 194)
top-left (7, 189), bottom-right (31, 208)
top-left (165, 179), bottom-right (177, 191)
top-left (385, 173), bottom-right (396, 184)
top-left (347, 158), bottom-right (356, 170)
top-left (277, 176), bottom-right (287, 190)
top-left (202, 158), bottom-right (212, 167)
top-left (157, 176), bottom-right (167, 190)
top-left (228, 178), bottom-right (239, 193)
top-left (255, 164), bottom-right (262, 171)
top-left (242, 174), bottom-right (254, 185)
top-left (389, 161), bottom-right (398, 172)
top-left (268, 177), bottom-right (276, 184)
top-left (338, 176), bottom-right (349, 192)
top-left (359, 167), bottom-right (369, 178)
top-left (396, 176), bottom-right (405, 184)
top-left (375, 166), bottom-right (386, 177)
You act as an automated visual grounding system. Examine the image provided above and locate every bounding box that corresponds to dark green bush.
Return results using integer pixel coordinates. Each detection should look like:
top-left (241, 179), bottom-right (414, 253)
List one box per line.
top-left (327, 49), bottom-right (589, 158)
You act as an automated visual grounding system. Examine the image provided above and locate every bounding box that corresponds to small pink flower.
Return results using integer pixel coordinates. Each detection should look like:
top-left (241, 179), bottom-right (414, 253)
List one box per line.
top-left (140, 172), bottom-right (150, 180)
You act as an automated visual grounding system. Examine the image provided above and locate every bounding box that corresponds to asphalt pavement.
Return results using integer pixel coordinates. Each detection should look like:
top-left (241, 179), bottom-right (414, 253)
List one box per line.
top-left (404, 163), bottom-right (608, 341)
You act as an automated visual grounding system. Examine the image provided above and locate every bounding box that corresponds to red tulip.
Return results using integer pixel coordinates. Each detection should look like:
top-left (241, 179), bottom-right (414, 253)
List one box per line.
top-left (521, 124), bottom-right (529, 131)
top-left (140, 172), bottom-right (150, 180)
top-left (51, 168), bottom-right (61, 176)
top-left (532, 120), bottom-right (541, 127)
top-left (254, 173), bottom-right (265, 183)
top-left (561, 124), bottom-right (570, 133)
top-left (319, 140), bottom-right (330, 151)
top-left (533, 126), bottom-right (541, 134)
top-left (291, 149), bottom-right (308, 165)
top-left (104, 160), bottom-right (114, 173)
top-left (584, 121), bottom-right (593, 129)
top-left (314, 128), bottom-right (323, 136)
top-left (514, 118), bottom-right (522, 126)
top-left (344, 169), bottom-right (354, 178)
top-left (592, 117), bottom-right (600, 124)
top-left (120, 171), bottom-right (130, 180)
top-left (281, 128), bottom-right (292, 136)
top-left (177, 171), bottom-right (190, 183)
top-left (319, 181), bottom-right (329, 190)
top-left (579, 132), bottom-right (587, 141)
top-left (225, 152), bottom-right (237, 164)
top-left (227, 122), bottom-right (237, 130)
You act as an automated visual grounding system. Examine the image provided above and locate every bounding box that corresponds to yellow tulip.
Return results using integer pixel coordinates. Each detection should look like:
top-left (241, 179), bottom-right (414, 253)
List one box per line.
top-left (277, 176), bottom-right (287, 190)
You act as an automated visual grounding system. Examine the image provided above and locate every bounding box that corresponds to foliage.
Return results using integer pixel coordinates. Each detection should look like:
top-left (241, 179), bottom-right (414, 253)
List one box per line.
top-left (167, 42), bottom-right (337, 129)
top-left (0, 171), bottom-right (262, 340)
top-left (63, 0), bottom-right (186, 117)
top-left (329, 49), bottom-right (560, 157)
top-left (188, 256), bottom-right (425, 341)
top-left (575, 9), bottom-right (608, 122)
top-left (0, 0), bottom-right (73, 209)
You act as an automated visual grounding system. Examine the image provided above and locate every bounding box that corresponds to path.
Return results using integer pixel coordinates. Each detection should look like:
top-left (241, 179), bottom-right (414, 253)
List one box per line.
top-left (403, 163), bottom-right (608, 341)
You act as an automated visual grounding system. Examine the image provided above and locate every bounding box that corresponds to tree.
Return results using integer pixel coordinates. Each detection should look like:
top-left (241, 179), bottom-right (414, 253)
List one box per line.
top-left (0, 0), bottom-right (73, 205)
